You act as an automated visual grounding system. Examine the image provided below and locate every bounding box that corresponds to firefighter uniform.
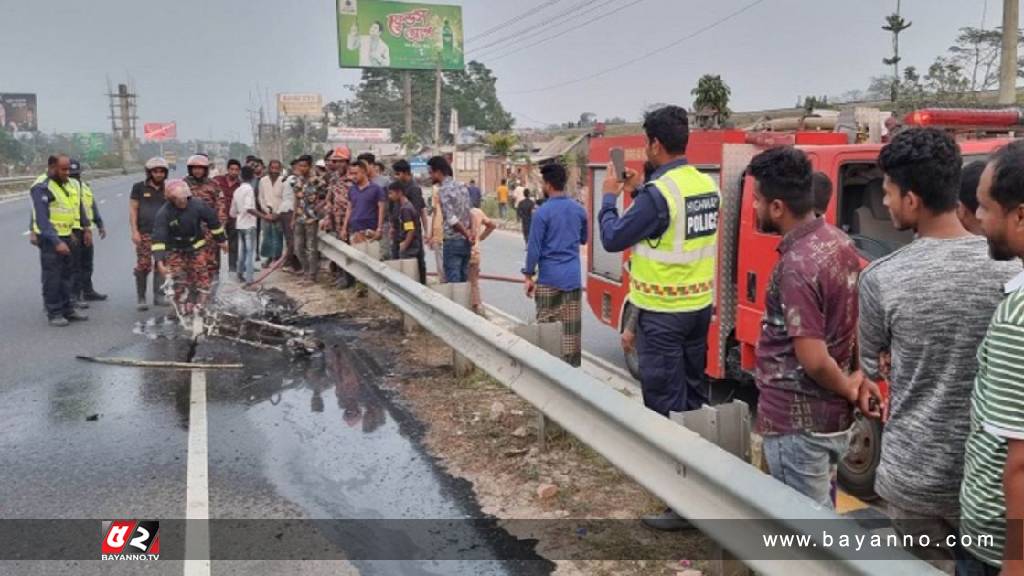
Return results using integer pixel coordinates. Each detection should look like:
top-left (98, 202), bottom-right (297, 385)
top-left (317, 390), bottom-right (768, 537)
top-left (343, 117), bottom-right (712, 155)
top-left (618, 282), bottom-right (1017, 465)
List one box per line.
top-left (184, 175), bottom-right (224, 276)
top-left (151, 196), bottom-right (226, 307)
top-left (600, 158), bottom-right (720, 415)
top-left (30, 173), bottom-right (90, 324)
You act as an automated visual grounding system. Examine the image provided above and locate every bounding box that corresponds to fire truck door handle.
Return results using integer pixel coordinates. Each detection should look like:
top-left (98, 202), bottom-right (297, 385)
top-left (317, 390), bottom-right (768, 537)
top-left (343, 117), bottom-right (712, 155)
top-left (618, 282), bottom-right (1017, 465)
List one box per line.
top-left (746, 271), bottom-right (757, 303)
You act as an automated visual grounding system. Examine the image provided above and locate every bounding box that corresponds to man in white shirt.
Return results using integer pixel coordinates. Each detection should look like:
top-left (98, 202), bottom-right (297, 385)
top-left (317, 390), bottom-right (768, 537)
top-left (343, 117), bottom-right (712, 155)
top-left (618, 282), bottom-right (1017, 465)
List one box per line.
top-left (229, 166), bottom-right (259, 284)
top-left (258, 159), bottom-right (288, 265)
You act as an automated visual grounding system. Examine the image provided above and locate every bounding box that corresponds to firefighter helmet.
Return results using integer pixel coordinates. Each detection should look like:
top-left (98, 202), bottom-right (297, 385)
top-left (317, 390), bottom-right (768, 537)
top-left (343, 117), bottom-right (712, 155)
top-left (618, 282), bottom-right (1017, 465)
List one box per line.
top-left (186, 154), bottom-right (210, 168)
top-left (331, 145), bottom-right (352, 161)
top-left (145, 157), bottom-right (170, 171)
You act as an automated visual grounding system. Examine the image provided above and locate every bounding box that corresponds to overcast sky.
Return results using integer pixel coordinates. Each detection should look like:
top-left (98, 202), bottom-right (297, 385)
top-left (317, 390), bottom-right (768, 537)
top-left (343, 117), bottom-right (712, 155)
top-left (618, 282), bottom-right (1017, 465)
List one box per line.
top-left (0, 0), bottom-right (1002, 141)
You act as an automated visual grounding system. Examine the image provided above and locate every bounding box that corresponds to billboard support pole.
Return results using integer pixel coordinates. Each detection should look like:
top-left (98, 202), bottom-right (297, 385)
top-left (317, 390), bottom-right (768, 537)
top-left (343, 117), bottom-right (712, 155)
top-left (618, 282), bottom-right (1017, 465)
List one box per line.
top-left (433, 64), bottom-right (442, 145)
top-left (403, 70), bottom-right (413, 137)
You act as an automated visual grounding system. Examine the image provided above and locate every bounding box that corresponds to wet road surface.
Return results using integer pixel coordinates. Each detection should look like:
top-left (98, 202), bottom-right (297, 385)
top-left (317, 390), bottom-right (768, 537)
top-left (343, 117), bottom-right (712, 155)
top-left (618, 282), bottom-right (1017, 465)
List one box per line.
top-left (0, 173), bottom-right (554, 574)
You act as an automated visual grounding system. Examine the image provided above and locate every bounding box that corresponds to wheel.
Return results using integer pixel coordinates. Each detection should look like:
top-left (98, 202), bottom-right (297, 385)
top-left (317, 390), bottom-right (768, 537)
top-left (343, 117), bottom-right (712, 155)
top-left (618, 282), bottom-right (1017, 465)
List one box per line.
top-left (838, 416), bottom-right (882, 501)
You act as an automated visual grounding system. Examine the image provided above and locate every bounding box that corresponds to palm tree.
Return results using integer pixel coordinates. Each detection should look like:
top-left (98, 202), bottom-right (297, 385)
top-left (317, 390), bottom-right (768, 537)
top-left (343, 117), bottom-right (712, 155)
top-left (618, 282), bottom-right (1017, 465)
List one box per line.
top-left (882, 0), bottom-right (912, 102)
top-left (691, 74), bottom-right (732, 128)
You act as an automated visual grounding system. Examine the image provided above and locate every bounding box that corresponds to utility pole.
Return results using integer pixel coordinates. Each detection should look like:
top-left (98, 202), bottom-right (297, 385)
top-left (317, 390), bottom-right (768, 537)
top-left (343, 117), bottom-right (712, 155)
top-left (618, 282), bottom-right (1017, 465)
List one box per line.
top-left (107, 79), bottom-right (138, 172)
top-left (403, 70), bottom-right (413, 137)
top-left (999, 0), bottom-right (1020, 104)
top-left (433, 65), bottom-right (442, 145)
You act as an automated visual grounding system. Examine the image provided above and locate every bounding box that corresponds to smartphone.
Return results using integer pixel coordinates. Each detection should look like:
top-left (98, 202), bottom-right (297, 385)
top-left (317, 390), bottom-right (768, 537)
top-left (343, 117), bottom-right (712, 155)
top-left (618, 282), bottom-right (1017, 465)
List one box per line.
top-left (610, 147), bottom-right (626, 181)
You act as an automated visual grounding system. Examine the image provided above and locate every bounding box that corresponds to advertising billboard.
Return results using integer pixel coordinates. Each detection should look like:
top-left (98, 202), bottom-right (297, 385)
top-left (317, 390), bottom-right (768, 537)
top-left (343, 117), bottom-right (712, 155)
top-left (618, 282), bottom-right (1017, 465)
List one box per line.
top-left (277, 93), bottom-right (324, 118)
top-left (0, 93), bottom-right (38, 132)
top-left (328, 126), bottom-right (392, 143)
top-left (143, 122), bottom-right (177, 141)
top-left (337, 0), bottom-right (464, 71)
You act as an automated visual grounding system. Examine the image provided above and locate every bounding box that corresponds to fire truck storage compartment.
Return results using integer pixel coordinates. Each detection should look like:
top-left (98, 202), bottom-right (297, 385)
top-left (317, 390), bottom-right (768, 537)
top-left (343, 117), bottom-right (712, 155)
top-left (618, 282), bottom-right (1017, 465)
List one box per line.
top-left (590, 166), bottom-right (624, 284)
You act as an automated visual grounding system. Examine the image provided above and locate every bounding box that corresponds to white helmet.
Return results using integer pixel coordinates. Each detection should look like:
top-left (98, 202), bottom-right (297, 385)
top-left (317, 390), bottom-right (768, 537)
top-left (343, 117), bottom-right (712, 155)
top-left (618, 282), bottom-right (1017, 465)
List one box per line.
top-left (145, 157), bottom-right (169, 171)
top-left (187, 154), bottom-right (210, 168)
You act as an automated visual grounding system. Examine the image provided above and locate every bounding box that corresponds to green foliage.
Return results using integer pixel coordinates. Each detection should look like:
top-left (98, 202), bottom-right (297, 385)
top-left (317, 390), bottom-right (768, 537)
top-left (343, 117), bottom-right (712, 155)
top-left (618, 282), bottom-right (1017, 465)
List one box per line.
top-left (325, 60), bottom-right (513, 145)
top-left (485, 132), bottom-right (518, 158)
top-left (691, 74), bottom-right (732, 128)
top-left (0, 130), bottom-right (25, 167)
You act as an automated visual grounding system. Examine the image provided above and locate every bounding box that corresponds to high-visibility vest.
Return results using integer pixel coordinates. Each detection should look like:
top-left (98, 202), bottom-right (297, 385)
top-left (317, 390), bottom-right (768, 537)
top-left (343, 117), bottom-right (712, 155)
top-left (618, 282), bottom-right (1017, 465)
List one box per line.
top-left (78, 180), bottom-right (96, 226)
top-left (628, 164), bottom-right (720, 313)
top-left (30, 175), bottom-right (79, 237)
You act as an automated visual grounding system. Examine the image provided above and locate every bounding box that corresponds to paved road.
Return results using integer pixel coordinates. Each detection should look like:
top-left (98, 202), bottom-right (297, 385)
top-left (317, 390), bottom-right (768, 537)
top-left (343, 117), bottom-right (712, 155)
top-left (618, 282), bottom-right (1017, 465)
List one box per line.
top-left (0, 173), bottom-right (553, 575)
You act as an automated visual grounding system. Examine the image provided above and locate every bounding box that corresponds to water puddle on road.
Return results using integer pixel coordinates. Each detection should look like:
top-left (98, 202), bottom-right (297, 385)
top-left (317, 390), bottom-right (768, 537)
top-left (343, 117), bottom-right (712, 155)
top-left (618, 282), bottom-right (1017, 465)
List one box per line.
top-left (201, 320), bottom-right (555, 576)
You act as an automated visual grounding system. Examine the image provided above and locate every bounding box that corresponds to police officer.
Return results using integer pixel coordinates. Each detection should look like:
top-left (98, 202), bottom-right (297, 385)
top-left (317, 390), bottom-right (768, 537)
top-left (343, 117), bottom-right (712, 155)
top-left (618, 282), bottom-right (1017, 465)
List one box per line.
top-left (30, 155), bottom-right (91, 327)
top-left (69, 159), bottom-right (108, 303)
top-left (599, 105), bottom-right (719, 530)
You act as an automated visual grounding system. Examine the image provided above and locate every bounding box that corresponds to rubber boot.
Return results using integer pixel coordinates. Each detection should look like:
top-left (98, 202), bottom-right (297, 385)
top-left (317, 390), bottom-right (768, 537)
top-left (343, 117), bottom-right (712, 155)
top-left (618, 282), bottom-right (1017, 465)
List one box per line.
top-left (136, 272), bottom-right (149, 311)
top-left (153, 272), bottom-right (168, 307)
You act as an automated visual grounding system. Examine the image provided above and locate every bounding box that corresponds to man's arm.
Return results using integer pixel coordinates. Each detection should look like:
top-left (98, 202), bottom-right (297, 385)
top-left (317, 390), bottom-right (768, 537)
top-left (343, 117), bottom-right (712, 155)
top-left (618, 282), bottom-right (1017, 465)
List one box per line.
top-left (199, 203), bottom-right (228, 244)
top-left (1005, 439), bottom-right (1024, 575)
top-left (30, 184), bottom-right (61, 247)
top-left (375, 192), bottom-right (386, 239)
top-left (599, 187), bottom-right (665, 252)
top-left (91, 196), bottom-right (104, 230)
top-left (857, 269), bottom-right (889, 382)
top-left (477, 213), bottom-right (496, 243)
top-left (522, 210), bottom-right (546, 278)
top-left (150, 208), bottom-right (170, 261)
top-left (579, 205), bottom-right (589, 246)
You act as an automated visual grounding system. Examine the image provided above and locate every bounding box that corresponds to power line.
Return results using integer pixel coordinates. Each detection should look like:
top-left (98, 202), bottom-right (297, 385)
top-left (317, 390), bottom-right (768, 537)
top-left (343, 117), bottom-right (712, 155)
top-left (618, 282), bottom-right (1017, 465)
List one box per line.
top-left (475, 0), bottom-right (649, 64)
top-left (467, 0), bottom-right (616, 55)
top-left (505, 0), bottom-right (770, 95)
top-left (465, 0), bottom-right (564, 45)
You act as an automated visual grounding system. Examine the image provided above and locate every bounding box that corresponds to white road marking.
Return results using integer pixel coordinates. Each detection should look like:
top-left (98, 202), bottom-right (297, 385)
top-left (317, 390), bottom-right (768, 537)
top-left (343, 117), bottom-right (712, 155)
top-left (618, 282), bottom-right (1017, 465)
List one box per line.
top-left (184, 369), bottom-right (211, 576)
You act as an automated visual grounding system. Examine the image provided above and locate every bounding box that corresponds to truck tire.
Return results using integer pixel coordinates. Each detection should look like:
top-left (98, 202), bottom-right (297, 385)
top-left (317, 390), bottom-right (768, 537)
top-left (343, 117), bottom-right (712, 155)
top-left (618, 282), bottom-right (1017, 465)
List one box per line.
top-left (838, 417), bottom-right (882, 501)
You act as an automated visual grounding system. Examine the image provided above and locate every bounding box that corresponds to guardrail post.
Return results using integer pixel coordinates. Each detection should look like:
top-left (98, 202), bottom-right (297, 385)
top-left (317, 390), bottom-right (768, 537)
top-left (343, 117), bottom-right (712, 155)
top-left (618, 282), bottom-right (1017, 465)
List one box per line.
top-left (672, 401), bottom-right (753, 576)
top-left (351, 239), bottom-right (383, 304)
top-left (429, 282), bottom-right (474, 377)
top-left (385, 258), bottom-right (421, 332)
top-left (512, 322), bottom-right (563, 451)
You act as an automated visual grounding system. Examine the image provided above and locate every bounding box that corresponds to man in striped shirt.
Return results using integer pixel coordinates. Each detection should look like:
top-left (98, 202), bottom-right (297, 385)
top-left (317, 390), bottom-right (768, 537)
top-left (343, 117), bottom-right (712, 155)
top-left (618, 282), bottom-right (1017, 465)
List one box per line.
top-left (960, 141), bottom-right (1024, 576)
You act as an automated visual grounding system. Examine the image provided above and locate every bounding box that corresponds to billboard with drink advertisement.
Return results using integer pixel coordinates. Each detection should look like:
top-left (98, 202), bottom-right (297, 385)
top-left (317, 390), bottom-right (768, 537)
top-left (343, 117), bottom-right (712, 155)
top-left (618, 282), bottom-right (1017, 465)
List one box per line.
top-left (337, 0), bottom-right (464, 71)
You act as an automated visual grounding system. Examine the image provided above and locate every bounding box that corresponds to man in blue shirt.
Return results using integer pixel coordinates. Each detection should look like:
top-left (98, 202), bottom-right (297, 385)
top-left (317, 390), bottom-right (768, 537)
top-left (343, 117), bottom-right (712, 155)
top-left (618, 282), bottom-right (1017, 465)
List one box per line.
top-left (468, 179), bottom-right (482, 209)
top-left (522, 164), bottom-right (589, 366)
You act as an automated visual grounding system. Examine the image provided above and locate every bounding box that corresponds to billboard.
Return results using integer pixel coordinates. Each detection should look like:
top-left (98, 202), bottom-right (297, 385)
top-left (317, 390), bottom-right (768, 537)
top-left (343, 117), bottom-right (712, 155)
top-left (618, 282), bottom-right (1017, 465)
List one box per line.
top-left (143, 122), bottom-right (177, 141)
top-left (0, 93), bottom-right (37, 132)
top-left (277, 93), bottom-right (323, 118)
top-left (337, 0), bottom-right (464, 71)
top-left (328, 126), bottom-right (392, 143)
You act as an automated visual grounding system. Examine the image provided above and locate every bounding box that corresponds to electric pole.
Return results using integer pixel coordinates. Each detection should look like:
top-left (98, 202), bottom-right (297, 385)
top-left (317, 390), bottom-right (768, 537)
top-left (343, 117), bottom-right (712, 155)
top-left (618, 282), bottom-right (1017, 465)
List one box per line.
top-left (999, 0), bottom-right (1019, 104)
top-left (403, 70), bottom-right (413, 137)
top-left (433, 65), bottom-right (442, 145)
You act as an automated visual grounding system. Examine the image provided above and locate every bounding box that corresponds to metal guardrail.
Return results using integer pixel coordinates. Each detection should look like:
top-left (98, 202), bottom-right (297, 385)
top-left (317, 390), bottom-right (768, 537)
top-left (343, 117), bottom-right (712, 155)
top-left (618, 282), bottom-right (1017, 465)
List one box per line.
top-left (317, 232), bottom-right (939, 576)
top-left (0, 168), bottom-right (131, 189)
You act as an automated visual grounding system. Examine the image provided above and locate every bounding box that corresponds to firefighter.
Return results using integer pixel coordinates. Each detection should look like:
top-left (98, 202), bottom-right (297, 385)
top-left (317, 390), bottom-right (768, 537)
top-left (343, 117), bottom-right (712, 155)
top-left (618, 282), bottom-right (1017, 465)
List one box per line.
top-left (130, 157), bottom-right (170, 310)
top-left (598, 105), bottom-right (719, 531)
top-left (30, 155), bottom-right (91, 326)
top-left (69, 159), bottom-right (108, 303)
top-left (152, 179), bottom-right (227, 314)
top-left (184, 154), bottom-right (224, 279)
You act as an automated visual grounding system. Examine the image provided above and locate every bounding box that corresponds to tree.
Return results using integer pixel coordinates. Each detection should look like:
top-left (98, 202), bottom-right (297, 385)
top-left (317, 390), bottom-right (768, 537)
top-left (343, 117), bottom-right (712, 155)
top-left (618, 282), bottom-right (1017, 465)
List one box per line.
top-left (485, 132), bottom-right (518, 158)
top-left (882, 2), bottom-right (912, 102)
top-left (445, 61), bottom-right (514, 134)
top-left (578, 112), bottom-right (597, 127)
top-left (946, 26), bottom-right (1024, 92)
top-left (691, 74), bottom-right (732, 128)
top-left (0, 130), bottom-right (25, 170)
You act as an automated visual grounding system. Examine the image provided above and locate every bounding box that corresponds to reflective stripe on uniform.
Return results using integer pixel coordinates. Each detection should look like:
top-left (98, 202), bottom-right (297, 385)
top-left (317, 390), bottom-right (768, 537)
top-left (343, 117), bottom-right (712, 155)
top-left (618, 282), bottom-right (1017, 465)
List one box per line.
top-left (631, 278), bottom-right (715, 298)
top-left (151, 242), bottom-right (166, 251)
top-left (209, 227), bottom-right (225, 235)
top-left (193, 239), bottom-right (207, 249)
top-left (633, 243), bottom-right (717, 265)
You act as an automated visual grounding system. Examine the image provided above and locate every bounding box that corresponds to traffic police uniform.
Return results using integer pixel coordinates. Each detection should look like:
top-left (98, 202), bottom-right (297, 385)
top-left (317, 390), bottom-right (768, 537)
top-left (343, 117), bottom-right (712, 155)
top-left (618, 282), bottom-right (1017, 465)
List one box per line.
top-left (599, 158), bottom-right (720, 415)
top-left (30, 173), bottom-right (90, 323)
top-left (70, 160), bottom-right (107, 302)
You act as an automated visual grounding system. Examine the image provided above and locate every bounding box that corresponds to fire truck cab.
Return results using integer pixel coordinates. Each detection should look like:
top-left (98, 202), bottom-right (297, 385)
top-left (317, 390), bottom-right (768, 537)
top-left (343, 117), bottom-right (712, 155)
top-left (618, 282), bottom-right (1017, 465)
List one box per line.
top-left (585, 111), bottom-right (1015, 497)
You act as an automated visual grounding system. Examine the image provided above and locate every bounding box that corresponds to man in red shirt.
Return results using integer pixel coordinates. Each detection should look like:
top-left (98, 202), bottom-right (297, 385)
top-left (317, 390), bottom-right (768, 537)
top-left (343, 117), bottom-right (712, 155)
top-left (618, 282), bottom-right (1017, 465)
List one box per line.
top-left (214, 159), bottom-right (243, 273)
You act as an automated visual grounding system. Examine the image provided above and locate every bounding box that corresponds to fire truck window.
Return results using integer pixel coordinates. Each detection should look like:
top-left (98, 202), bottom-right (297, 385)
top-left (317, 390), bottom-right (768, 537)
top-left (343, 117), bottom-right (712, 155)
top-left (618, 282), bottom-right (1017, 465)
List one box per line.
top-left (591, 167), bottom-right (624, 282)
top-left (838, 162), bottom-right (913, 261)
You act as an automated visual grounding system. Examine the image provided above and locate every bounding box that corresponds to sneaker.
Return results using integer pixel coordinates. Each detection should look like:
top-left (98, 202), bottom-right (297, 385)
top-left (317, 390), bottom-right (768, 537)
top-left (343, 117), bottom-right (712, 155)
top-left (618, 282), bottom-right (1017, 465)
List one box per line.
top-left (73, 300), bottom-right (90, 310)
top-left (48, 316), bottom-right (70, 327)
top-left (64, 311), bottom-right (89, 322)
top-left (83, 290), bottom-right (108, 301)
top-left (641, 509), bottom-right (694, 532)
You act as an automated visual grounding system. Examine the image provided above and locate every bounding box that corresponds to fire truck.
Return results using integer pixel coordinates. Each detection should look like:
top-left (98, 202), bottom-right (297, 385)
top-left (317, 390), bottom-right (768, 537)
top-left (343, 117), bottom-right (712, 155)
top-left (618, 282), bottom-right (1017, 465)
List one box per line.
top-left (584, 108), bottom-right (1018, 498)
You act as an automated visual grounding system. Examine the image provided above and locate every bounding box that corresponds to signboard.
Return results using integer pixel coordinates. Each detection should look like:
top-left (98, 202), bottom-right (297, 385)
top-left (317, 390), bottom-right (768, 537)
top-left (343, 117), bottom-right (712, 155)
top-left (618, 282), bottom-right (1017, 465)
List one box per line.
top-left (71, 133), bottom-right (109, 164)
top-left (0, 93), bottom-right (37, 132)
top-left (328, 126), bottom-right (392, 143)
top-left (337, 0), bottom-right (464, 71)
top-left (143, 122), bottom-right (177, 141)
top-left (277, 93), bottom-right (324, 118)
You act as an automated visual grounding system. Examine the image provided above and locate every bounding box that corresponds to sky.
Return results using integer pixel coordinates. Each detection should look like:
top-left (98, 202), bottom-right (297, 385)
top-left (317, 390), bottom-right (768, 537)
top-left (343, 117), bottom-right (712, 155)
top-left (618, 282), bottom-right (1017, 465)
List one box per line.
top-left (0, 0), bottom-right (1002, 141)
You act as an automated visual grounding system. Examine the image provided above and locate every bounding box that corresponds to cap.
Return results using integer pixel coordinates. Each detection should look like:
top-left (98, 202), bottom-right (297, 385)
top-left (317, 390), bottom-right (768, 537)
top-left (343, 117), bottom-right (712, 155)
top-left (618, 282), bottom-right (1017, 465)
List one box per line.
top-left (331, 145), bottom-right (352, 161)
top-left (69, 159), bottom-right (82, 176)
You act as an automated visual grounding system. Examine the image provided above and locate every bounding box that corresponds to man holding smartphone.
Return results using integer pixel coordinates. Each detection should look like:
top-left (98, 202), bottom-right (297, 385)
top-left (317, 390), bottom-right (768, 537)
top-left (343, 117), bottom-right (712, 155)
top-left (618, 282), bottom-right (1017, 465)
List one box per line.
top-left (599, 105), bottom-right (720, 530)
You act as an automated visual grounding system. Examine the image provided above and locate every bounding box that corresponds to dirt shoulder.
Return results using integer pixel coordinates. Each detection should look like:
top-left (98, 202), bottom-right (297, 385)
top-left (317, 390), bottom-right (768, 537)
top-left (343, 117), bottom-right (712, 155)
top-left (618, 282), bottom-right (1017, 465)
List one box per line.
top-left (263, 270), bottom-right (712, 575)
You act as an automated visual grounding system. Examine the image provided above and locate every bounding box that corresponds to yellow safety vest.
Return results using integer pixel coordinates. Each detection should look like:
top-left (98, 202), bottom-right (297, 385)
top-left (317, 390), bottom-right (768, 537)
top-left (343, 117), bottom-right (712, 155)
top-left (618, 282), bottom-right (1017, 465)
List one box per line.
top-left (78, 180), bottom-right (96, 226)
top-left (31, 175), bottom-right (79, 237)
top-left (628, 164), bottom-right (719, 313)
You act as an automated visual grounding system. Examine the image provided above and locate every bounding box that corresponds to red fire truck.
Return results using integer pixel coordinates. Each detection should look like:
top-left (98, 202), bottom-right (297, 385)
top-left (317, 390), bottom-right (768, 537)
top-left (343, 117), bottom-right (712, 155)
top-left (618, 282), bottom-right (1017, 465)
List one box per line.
top-left (584, 108), bottom-right (1017, 497)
